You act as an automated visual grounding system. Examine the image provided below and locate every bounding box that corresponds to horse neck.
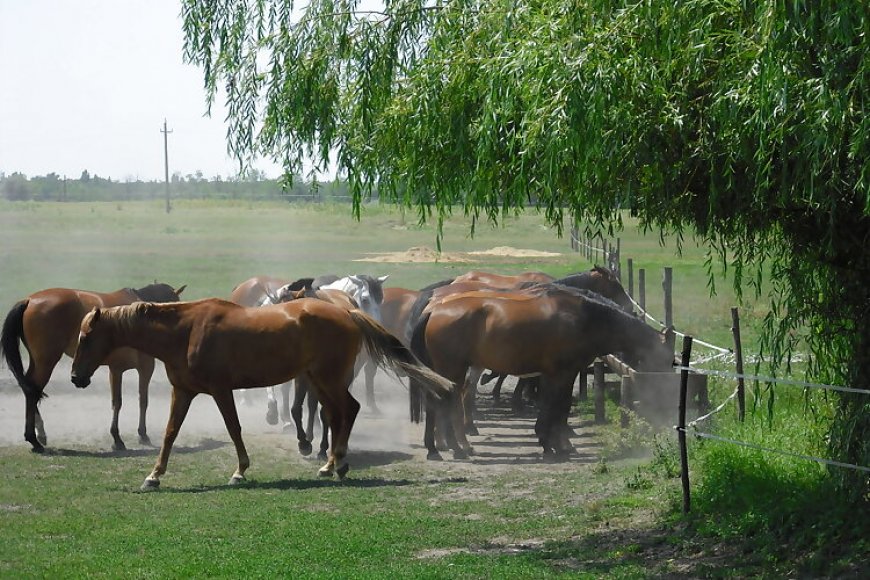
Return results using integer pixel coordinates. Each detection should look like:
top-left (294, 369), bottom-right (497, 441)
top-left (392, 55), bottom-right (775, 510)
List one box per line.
top-left (577, 299), bottom-right (653, 359)
top-left (108, 304), bottom-right (186, 361)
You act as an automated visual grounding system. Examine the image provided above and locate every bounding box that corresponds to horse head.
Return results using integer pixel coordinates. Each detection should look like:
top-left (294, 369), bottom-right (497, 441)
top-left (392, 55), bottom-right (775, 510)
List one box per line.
top-left (71, 307), bottom-right (111, 388)
top-left (323, 275), bottom-right (388, 322)
top-left (133, 283), bottom-right (186, 303)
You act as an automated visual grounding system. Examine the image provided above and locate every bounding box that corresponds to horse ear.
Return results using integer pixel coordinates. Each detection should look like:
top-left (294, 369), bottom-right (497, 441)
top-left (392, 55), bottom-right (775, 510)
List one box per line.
top-left (90, 307), bottom-right (101, 326)
top-left (174, 284), bottom-right (187, 296)
top-left (378, 275), bottom-right (390, 284)
top-left (349, 275), bottom-right (362, 283)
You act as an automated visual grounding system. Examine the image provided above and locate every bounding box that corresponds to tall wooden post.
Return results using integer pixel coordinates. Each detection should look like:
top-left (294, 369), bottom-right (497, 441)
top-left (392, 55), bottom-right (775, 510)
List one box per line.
top-left (663, 267), bottom-right (674, 350)
top-left (161, 119), bottom-right (173, 214)
top-left (638, 268), bottom-right (646, 314)
top-left (678, 335), bottom-right (694, 513)
top-left (577, 367), bottom-right (588, 401)
top-left (627, 258), bottom-right (634, 299)
top-left (731, 307), bottom-right (746, 422)
top-left (593, 361), bottom-right (606, 424)
top-left (620, 375), bottom-right (633, 428)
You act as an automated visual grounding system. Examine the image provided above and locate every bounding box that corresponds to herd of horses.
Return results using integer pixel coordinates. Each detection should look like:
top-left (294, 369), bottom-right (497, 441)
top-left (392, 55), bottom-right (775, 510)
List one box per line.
top-left (0, 267), bottom-right (676, 490)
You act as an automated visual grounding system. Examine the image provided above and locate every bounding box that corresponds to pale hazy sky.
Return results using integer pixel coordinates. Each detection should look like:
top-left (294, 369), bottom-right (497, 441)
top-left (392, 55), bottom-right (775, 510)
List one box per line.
top-left (0, 1), bottom-right (286, 181)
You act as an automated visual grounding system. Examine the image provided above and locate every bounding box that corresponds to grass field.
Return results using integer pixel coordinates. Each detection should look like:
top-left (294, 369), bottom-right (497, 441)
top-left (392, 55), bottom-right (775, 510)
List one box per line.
top-left (0, 200), bottom-right (863, 578)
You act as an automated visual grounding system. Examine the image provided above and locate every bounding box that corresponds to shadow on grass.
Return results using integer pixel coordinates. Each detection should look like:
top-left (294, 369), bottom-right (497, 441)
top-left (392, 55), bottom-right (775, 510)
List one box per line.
top-left (41, 438), bottom-right (228, 459)
top-left (459, 524), bottom-right (760, 579)
top-left (165, 474), bottom-right (470, 494)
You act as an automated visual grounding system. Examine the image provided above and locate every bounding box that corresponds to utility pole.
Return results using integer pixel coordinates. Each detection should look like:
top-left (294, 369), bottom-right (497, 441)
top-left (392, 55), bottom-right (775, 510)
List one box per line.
top-left (161, 119), bottom-right (173, 213)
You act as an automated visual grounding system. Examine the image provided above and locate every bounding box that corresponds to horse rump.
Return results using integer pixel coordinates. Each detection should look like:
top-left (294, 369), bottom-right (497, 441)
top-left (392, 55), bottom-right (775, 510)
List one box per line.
top-left (0, 300), bottom-right (41, 399)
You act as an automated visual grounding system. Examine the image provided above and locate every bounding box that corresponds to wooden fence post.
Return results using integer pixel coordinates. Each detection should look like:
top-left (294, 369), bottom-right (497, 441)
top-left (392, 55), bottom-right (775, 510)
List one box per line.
top-left (638, 268), bottom-right (646, 313)
top-left (627, 258), bottom-right (634, 299)
top-left (663, 267), bottom-right (675, 350)
top-left (594, 361), bottom-right (606, 424)
top-left (577, 367), bottom-right (588, 401)
top-left (615, 238), bottom-right (621, 279)
top-left (620, 375), bottom-right (633, 428)
top-left (678, 335), bottom-right (694, 514)
top-left (731, 307), bottom-right (746, 422)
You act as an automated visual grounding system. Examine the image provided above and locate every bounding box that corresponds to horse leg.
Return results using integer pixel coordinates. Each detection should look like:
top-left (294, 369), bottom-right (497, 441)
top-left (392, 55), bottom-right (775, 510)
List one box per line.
top-left (317, 406), bottom-right (329, 460)
top-left (290, 379), bottom-right (313, 456)
top-left (464, 367), bottom-right (484, 436)
top-left (108, 369), bottom-right (126, 451)
top-left (320, 389), bottom-right (359, 480)
top-left (24, 393), bottom-right (45, 452)
top-left (279, 381), bottom-right (293, 429)
top-left (423, 394), bottom-right (442, 461)
top-left (211, 388), bottom-right (250, 485)
top-left (142, 387), bottom-right (196, 490)
top-left (512, 377), bottom-right (527, 412)
top-left (446, 379), bottom-right (473, 458)
top-left (24, 354), bottom-right (59, 451)
top-left (491, 374), bottom-right (507, 401)
top-left (265, 386), bottom-right (279, 425)
top-left (306, 388), bottom-right (319, 443)
top-left (136, 357), bottom-right (155, 446)
top-left (362, 357), bottom-right (380, 415)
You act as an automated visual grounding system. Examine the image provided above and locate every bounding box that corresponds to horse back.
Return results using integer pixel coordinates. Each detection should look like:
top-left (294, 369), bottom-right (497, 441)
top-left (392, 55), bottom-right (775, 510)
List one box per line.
top-left (229, 276), bottom-right (291, 306)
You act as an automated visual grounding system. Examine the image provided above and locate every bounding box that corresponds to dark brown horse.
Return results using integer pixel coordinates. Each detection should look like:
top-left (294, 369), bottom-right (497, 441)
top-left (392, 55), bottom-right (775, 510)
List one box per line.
top-left (0, 283), bottom-right (185, 452)
top-left (411, 286), bottom-right (674, 459)
top-left (70, 298), bottom-right (453, 489)
top-left (486, 265), bottom-right (636, 403)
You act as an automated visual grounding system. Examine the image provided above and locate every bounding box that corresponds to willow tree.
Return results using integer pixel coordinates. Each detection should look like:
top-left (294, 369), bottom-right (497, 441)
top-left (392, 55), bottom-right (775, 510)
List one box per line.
top-left (181, 0), bottom-right (869, 496)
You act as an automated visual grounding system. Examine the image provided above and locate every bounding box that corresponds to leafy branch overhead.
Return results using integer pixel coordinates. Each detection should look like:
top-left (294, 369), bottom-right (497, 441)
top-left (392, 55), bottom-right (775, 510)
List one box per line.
top-left (182, 1), bottom-right (868, 494)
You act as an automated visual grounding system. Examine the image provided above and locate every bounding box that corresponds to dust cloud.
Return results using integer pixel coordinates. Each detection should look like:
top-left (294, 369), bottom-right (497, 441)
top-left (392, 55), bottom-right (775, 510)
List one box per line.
top-left (0, 360), bottom-right (424, 454)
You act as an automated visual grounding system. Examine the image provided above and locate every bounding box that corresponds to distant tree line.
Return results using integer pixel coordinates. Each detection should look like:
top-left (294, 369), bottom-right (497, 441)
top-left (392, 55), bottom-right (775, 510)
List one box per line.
top-left (0, 170), bottom-right (356, 203)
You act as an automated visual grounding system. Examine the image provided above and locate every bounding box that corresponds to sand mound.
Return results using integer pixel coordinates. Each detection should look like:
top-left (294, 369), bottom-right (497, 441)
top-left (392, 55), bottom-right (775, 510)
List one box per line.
top-left (355, 245), bottom-right (561, 263)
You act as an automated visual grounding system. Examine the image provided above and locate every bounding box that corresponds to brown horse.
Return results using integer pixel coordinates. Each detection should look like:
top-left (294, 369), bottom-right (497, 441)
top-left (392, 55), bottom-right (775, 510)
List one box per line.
top-left (486, 265), bottom-right (636, 402)
top-left (410, 286), bottom-right (674, 459)
top-left (0, 283), bottom-right (186, 452)
top-left (277, 287), bottom-right (360, 458)
top-left (70, 298), bottom-right (453, 489)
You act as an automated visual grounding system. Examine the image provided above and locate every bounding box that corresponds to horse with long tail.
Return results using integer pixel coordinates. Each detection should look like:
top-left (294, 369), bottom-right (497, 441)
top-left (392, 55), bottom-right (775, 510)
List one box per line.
top-left (0, 283), bottom-right (185, 452)
top-left (70, 297), bottom-right (453, 489)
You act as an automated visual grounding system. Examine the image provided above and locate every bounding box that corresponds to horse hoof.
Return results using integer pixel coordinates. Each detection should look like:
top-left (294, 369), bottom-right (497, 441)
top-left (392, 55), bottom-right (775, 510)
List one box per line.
top-left (229, 474), bottom-right (246, 486)
top-left (426, 451), bottom-right (443, 461)
top-left (298, 441), bottom-right (313, 456)
top-left (281, 422), bottom-right (295, 434)
top-left (266, 402), bottom-right (279, 425)
top-left (139, 435), bottom-right (153, 447)
top-left (336, 463), bottom-right (350, 480)
top-left (112, 441), bottom-right (126, 452)
top-left (317, 450), bottom-right (328, 461)
top-left (318, 466), bottom-right (334, 478)
top-left (30, 443), bottom-right (45, 454)
top-left (140, 478), bottom-right (160, 491)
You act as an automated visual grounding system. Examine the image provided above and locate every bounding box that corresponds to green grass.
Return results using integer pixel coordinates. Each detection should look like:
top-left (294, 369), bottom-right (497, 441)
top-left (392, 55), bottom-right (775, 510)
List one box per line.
top-left (0, 199), bottom-right (864, 577)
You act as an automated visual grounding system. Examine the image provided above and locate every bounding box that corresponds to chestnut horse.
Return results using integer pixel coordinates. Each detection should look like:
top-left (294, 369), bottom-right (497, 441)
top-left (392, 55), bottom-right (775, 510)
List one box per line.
top-left (70, 298), bottom-right (453, 489)
top-left (410, 286), bottom-right (674, 459)
top-left (0, 283), bottom-right (185, 452)
top-left (275, 287), bottom-right (359, 458)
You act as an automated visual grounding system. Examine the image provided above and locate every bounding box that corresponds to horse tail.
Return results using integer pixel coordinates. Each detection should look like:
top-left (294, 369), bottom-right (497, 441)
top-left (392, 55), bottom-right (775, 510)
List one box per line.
top-left (348, 310), bottom-right (453, 414)
top-left (407, 311), bottom-right (434, 423)
top-left (0, 300), bottom-right (41, 399)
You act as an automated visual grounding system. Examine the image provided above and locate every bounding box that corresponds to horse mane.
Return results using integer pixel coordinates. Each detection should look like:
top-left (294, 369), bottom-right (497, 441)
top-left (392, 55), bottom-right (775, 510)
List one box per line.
top-left (130, 283), bottom-right (180, 303)
top-left (526, 283), bottom-right (625, 311)
top-left (591, 265), bottom-right (617, 279)
top-left (285, 277), bottom-right (314, 291)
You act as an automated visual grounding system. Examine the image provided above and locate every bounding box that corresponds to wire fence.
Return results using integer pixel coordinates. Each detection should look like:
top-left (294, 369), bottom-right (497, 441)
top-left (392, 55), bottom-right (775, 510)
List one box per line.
top-left (568, 228), bottom-right (870, 498)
